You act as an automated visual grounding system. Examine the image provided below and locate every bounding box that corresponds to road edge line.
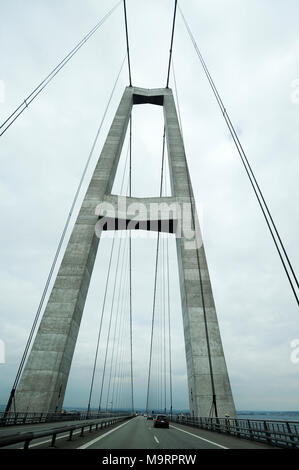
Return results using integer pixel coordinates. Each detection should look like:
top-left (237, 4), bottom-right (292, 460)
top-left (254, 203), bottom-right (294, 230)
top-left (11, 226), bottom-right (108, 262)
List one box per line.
top-left (77, 419), bottom-right (133, 449)
top-left (169, 424), bottom-right (228, 449)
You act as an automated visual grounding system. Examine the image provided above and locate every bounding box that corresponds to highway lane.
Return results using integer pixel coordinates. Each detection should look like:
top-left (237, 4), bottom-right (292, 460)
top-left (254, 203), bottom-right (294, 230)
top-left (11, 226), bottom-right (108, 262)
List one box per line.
top-left (0, 416), bottom-right (277, 450)
top-left (0, 416), bottom-right (128, 449)
top-left (78, 416), bottom-right (226, 449)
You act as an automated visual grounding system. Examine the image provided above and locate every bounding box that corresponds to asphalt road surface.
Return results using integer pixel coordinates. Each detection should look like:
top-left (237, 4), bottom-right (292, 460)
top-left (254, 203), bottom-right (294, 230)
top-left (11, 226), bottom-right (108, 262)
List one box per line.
top-left (1, 416), bottom-right (277, 450)
top-left (77, 416), bottom-right (275, 450)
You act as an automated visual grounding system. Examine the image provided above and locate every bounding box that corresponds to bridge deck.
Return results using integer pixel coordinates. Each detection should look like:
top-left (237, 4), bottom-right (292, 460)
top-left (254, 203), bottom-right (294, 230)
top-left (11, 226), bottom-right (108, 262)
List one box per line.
top-left (0, 416), bottom-right (278, 450)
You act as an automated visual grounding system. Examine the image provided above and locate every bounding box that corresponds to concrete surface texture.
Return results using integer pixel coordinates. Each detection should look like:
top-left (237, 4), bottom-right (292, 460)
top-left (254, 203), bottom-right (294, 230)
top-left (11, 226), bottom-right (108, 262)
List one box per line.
top-left (15, 86), bottom-right (236, 418)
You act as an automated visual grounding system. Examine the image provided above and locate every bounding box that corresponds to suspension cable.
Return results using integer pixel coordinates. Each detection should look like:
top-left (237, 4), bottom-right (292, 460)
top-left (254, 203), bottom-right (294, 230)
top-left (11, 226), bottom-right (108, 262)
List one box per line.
top-left (88, 138), bottom-right (130, 413)
top-left (86, 136), bottom-right (130, 414)
top-left (128, 113), bottom-right (134, 413)
top-left (166, 233), bottom-right (173, 417)
top-left (171, 58), bottom-right (183, 136)
top-left (98, 236), bottom-right (125, 412)
top-left (87, 236), bottom-right (116, 415)
top-left (96, 132), bottom-right (132, 412)
top-left (123, 0), bottom-right (133, 86)
top-left (112, 175), bottom-right (131, 412)
top-left (113, 225), bottom-right (131, 411)
top-left (171, 56), bottom-right (218, 417)
top-left (105, 236), bottom-right (129, 411)
top-left (113, 254), bottom-right (130, 410)
top-left (4, 56), bottom-right (125, 416)
top-left (146, 128), bottom-right (166, 413)
top-left (162, 234), bottom-right (167, 413)
top-left (104, 174), bottom-right (131, 413)
top-left (109, 243), bottom-right (130, 410)
top-left (166, 0), bottom-right (178, 88)
top-left (0, 1), bottom-right (122, 138)
top-left (162, 138), bottom-right (173, 417)
top-left (179, 5), bottom-right (299, 308)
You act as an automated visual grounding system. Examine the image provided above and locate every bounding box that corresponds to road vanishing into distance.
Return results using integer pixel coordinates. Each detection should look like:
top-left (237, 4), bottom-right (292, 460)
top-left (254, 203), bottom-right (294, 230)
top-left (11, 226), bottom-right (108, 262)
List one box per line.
top-left (1, 416), bottom-right (276, 450)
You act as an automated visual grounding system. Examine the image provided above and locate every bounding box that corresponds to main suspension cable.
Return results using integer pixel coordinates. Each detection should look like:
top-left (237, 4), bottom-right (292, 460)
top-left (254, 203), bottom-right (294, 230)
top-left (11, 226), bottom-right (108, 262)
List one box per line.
top-left (123, 0), bottom-right (133, 86)
top-left (5, 55), bottom-right (125, 416)
top-left (0, 1), bottom-right (122, 138)
top-left (166, 0), bottom-right (178, 88)
top-left (179, 5), bottom-right (299, 307)
top-left (172, 58), bottom-right (183, 136)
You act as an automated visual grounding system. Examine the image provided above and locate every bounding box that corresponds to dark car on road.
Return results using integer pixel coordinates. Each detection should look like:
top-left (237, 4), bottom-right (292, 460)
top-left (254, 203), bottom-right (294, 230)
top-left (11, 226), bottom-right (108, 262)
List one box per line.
top-left (153, 414), bottom-right (169, 428)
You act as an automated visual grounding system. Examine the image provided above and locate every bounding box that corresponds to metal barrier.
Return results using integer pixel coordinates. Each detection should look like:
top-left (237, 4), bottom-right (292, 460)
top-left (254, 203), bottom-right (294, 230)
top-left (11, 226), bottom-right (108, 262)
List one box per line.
top-left (171, 416), bottom-right (299, 449)
top-left (0, 410), bottom-right (129, 427)
top-left (0, 415), bottom-right (133, 449)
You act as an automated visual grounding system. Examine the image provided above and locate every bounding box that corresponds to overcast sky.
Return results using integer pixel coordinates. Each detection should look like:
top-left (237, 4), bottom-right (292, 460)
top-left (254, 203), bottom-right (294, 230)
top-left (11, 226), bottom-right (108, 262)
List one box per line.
top-left (0, 0), bottom-right (299, 412)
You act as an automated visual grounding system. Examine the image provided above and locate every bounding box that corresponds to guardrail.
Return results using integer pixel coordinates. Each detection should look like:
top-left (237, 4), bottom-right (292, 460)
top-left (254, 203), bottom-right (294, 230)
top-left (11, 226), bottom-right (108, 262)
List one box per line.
top-left (0, 410), bottom-right (129, 427)
top-left (171, 416), bottom-right (299, 449)
top-left (0, 415), bottom-right (133, 449)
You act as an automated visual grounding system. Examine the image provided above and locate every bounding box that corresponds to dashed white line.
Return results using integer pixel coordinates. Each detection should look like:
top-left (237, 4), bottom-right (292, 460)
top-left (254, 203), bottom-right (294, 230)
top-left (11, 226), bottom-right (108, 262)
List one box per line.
top-left (169, 425), bottom-right (229, 449)
top-left (154, 435), bottom-right (159, 444)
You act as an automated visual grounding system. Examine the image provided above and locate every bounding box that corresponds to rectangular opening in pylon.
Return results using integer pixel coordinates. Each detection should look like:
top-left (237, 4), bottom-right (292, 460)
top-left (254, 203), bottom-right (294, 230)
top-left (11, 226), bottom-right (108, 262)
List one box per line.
top-left (111, 102), bottom-right (171, 199)
top-left (133, 93), bottom-right (164, 106)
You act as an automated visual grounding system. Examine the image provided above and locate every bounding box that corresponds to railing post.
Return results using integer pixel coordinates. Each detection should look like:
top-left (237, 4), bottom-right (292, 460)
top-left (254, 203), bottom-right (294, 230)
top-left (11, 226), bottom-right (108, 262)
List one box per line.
top-left (286, 422), bottom-right (297, 448)
top-left (24, 440), bottom-right (30, 449)
top-left (263, 421), bottom-right (272, 445)
top-left (247, 419), bottom-right (254, 440)
top-left (80, 426), bottom-right (84, 437)
top-left (50, 433), bottom-right (57, 448)
top-left (224, 417), bottom-right (230, 434)
top-left (236, 419), bottom-right (241, 438)
top-left (68, 430), bottom-right (73, 441)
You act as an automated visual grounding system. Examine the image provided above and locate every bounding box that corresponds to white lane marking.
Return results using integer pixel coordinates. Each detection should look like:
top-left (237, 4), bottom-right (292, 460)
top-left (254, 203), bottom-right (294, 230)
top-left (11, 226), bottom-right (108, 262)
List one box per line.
top-left (154, 435), bottom-right (159, 444)
top-left (169, 425), bottom-right (229, 449)
top-left (77, 419), bottom-right (132, 449)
